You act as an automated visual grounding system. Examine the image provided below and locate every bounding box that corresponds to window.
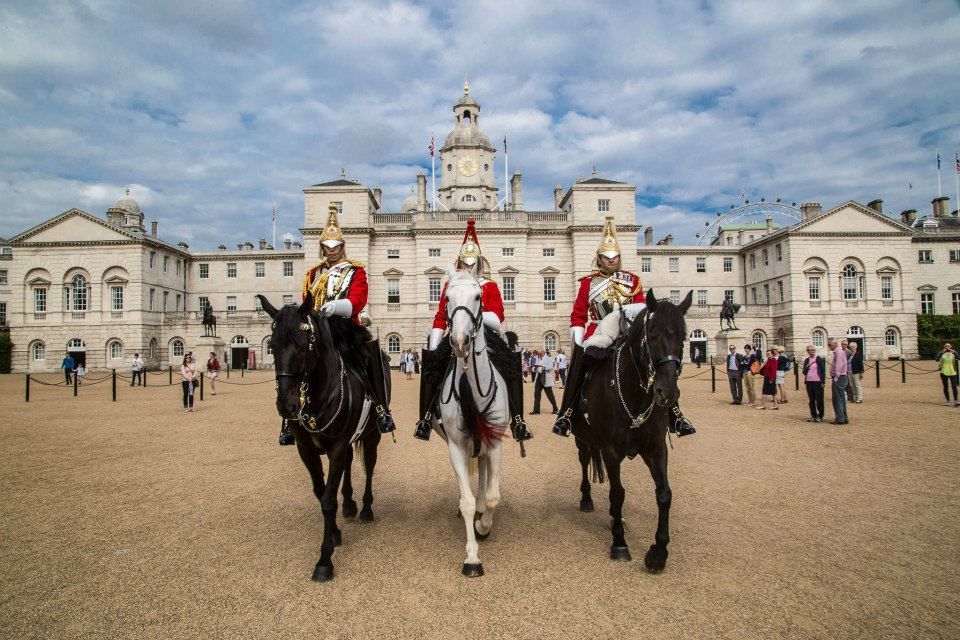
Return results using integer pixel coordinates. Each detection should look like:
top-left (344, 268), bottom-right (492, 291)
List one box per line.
top-left (543, 277), bottom-right (556, 302)
top-left (111, 286), bottom-right (123, 311)
top-left (387, 334), bottom-right (401, 353)
top-left (885, 328), bottom-right (899, 347)
top-left (776, 244), bottom-right (783, 262)
top-left (669, 257), bottom-right (679, 272)
top-left (163, 255), bottom-right (169, 272)
top-left (777, 280), bottom-right (784, 303)
top-left (544, 332), bottom-right (559, 351)
top-left (387, 249), bottom-right (400, 259)
top-left (502, 247), bottom-right (514, 257)
top-left (34, 287), bottom-right (46, 312)
top-left (429, 248), bottom-right (441, 257)
top-left (226, 296), bottom-right (237, 312)
top-left (255, 262), bottom-right (265, 277)
top-left (598, 199), bottom-right (610, 212)
top-left (763, 283), bottom-right (770, 304)
top-left (332, 201), bottom-right (343, 214)
top-left (641, 257), bottom-right (651, 273)
top-left (809, 277), bottom-right (821, 301)
top-left (670, 290), bottom-right (680, 304)
top-left (812, 330), bottom-right (825, 348)
top-left (176, 259), bottom-right (181, 275)
top-left (227, 263), bottom-right (237, 278)
top-left (32, 341), bottom-right (45, 361)
top-left (881, 276), bottom-right (893, 300)
top-left (199, 263), bottom-right (209, 279)
top-left (163, 291), bottom-right (169, 310)
top-left (951, 249), bottom-right (960, 263)
top-left (172, 340), bottom-right (184, 358)
top-left (254, 296), bottom-right (263, 311)
top-left (723, 257), bottom-right (733, 272)
top-left (696, 257), bottom-right (706, 273)
top-left (428, 277), bottom-right (442, 303)
top-left (283, 261), bottom-right (294, 277)
top-left (762, 248), bottom-right (769, 266)
top-left (543, 248), bottom-right (555, 257)
top-left (842, 264), bottom-right (861, 300)
top-left (198, 296), bottom-right (209, 312)
top-left (724, 290), bottom-right (734, 303)
top-left (71, 274), bottom-right (88, 311)
top-left (110, 341), bottom-right (122, 359)
top-left (953, 293), bottom-right (960, 315)
top-left (697, 290), bottom-right (707, 307)
top-left (461, 194), bottom-right (477, 202)
top-left (0, 301), bottom-right (4, 326)
top-left (68, 338), bottom-right (84, 350)
top-left (387, 278), bottom-right (400, 304)
top-left (919, 250), bottom-right (933, 263)
top-left (149, 251), bottom-right (156, 268)
top-left (749, 254), bottom-right (756, 269)
top-left (282, 295), bottom-right (294, 306)
top-left (751, 287), bottom-right (757, 304)
top-left (0, 269), bottom-right (7, 284)
top-left (752, 331), bottom-right (765, 352)
top-left (175, 294), bottom-right (181, 311)
top-left (265, 338), bottom-right (273, 356)
top-left (921, 293), bottom-right (935, 314)
top-left (502, 276), bottom-right (515, 302)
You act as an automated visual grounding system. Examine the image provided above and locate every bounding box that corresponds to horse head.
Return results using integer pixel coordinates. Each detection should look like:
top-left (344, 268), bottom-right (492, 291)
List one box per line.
top-left (258, 292), bottom-right (318, 419)
top-left (638, 289), bottom-right (692, 407)
top-left (444, 265), bottom-right (483, 358)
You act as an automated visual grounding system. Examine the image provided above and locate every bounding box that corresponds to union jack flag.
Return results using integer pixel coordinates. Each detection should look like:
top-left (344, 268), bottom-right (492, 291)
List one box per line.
top-left (428, 137), bottom-right (435, 157)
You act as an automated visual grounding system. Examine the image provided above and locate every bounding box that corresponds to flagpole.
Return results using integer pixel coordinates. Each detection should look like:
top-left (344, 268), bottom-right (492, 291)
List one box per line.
top-left (908, 182), bottom-right (912, 210)
top-left (937, 149), bottom-right (942, 198)
top-left (955, 150), bottom-right (959, 216)
top-left (272, 204), bottom-right (276, 249)
top-left (430, 134), bottom-right (436, 212)
top-left (503, 134), bottom-right (509, 210)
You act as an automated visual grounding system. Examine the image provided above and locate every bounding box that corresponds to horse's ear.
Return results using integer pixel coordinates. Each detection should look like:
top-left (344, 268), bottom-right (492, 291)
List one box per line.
top-left (646, 288), bottom-right (657, 310)
top-left (299, 291), bottom-right (313, 315)
top-left (257, 294), bottom-right (279, 319)
top-left (447, 260), bottom-right (458, 281)
top-left (678, 290), bottom-right (693, 314)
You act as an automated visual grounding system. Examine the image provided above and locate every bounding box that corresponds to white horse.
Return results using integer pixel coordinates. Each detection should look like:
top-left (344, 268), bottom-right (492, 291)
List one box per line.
top-left (434, 268), bottom-right (510, 577)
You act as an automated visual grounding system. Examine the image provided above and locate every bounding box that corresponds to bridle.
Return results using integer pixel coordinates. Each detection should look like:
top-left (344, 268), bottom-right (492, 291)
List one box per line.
top-left (445, 280), bottom-right (484, 346)
top-left (442, 278), bottom-right (499, 420)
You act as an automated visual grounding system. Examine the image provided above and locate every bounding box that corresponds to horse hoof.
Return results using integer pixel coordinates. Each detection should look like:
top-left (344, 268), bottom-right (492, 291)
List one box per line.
top-left (332, 530), bottom-right (343, 547)
top-left (462, 563), bottom-right (484, 578)
top-left (579, 499), bottom-right (595, 512)
top-left (342, 501), bottom-right (358, 519)
top-left (312, 565), bottom-right (334, 582)
top-left (644, 544), bottom-right (668, 573)
top-left (610, 546), bottom-right (632, 561)
top-left (358, 507), bottom-right (374, 523)
top-left (474, 521), bottom-right (490, 540)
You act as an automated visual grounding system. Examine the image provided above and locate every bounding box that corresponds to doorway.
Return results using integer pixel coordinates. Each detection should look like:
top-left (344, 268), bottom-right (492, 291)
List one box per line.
top-left (231, 347), bottom-right (249, 370)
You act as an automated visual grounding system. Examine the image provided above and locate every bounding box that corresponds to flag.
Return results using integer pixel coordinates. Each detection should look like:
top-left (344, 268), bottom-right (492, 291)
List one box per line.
top-left (955, 151), bottom-right (959, 174)
top-left (503, 134), bottom-right (507, 154)
top-left (909, 182), bottom-right (912, 190)
top-left (937, 151), bottom-right (941, 171)
top-left (428, 136), bottom-right (435, 157)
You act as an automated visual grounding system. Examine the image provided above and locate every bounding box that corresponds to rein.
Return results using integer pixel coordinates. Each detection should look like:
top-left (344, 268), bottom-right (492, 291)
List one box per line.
top-left (614, 308), bottom-right (683, 429)
top-left (442, 279), bottom-right (500, 424)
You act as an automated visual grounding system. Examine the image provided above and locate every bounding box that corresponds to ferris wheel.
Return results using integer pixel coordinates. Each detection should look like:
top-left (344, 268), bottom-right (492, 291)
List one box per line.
top-left (695, 199), bottom-right (803, 246)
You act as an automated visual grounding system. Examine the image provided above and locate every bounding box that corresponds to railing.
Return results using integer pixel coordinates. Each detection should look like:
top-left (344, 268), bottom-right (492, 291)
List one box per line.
top-left (33, 313), bottom-right (46, 320)
top-left (809, 301), bottom-right (821, 308)
top-left (527, 212), bottom-right (569, 223)
top-left (71, 312), bottom-right (85, 319)
top-left (387, 303), bottom-right (401, 312)
top-left (372, 213), bottom-right (413, 225)
top-left (369, 210), bottom-right (569, 226)
top-left (111, 311), bottom-right (123, 319)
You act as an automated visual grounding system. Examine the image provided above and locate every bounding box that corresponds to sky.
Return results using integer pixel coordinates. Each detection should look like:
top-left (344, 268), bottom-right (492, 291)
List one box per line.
top-left (2, 0), bottom-right (959, 248)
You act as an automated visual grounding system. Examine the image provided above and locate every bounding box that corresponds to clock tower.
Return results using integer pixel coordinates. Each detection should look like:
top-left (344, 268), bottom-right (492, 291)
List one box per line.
top-left (438, 81), bottom-right (499, 211)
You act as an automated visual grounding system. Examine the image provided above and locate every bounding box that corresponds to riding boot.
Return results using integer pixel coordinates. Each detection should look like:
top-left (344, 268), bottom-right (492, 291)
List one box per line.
top-left (669, 403), bottom-right (696, 437)
top-left (553, 344), bottom-right (590, 437)
top-left (364, 340), bottom-right (396, 434)
top-left (507, 352), bottom-right (533, 442)
top-left (278, 419), bottom-right (295, 446)
top-left (414, 350), bottom-right (436, 441)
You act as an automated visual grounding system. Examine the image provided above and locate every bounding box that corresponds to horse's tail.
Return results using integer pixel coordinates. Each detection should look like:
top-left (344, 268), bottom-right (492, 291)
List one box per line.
top-left (458, 374), bottom-right (501, 446)
top-left (589, 446), bottom-right (606, 485)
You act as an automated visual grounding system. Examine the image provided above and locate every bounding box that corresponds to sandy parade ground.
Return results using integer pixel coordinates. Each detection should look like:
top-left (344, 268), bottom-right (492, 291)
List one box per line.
top-left (1, 361), bottom-right (958, 640)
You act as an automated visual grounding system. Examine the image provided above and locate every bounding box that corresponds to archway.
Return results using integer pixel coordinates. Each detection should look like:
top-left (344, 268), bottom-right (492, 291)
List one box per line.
top-left (67, 337), bottom-right (86, 369)
top-left (847, 326), bottom-right (865, 356)
top-left (689, 329), bottom-right (707, 364)
top-left (231, 335), bottom-right (249, 370)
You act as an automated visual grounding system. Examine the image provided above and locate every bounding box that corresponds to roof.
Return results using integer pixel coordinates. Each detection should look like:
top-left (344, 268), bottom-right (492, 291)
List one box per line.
top-left (310, 179), bottom-right (363, 187)
top-left (718, 222), bottom-right (781, 230)
top-left (576, 177), bottom-right (626, 185)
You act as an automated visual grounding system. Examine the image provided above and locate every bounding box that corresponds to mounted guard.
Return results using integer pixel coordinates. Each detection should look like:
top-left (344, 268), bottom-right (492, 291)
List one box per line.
top-left (553, 216), bottom-right (696, 438)
top-left (414, 219), bottom-right (532, 444)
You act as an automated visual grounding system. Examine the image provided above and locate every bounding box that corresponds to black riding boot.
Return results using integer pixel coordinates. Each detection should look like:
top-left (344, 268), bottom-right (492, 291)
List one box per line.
top-left (414, 349), bottom-right (436, 441)
top-left (278, 419), bottom-right (295, 446)
top-left (553, 345), bottom-right (590, 437)
top-left (669, 403), bottom-right (696, 437)
top-left (507, 352), bottom-right (533, 442)
top-left (365, 340), bottom-right (396, 434)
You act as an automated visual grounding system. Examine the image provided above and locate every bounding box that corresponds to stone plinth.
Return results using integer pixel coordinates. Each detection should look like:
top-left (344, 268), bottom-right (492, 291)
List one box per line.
top-left (714, 330), bottom-right (745, 364)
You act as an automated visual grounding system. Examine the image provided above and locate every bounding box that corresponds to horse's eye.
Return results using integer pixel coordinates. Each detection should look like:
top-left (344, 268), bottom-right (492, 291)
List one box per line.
top-left (475, 294), bottom-right (480, 301)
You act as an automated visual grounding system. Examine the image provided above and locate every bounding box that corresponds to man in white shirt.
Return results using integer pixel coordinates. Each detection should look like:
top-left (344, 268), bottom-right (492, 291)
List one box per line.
top-left (131, 353), bottom-right (144, 387)
top-left (531, 350), bottom-right (558, 414)
top-left (726, 345), bottom-right (743, 404)
top-left (555, 350), bottom-right (568, 388)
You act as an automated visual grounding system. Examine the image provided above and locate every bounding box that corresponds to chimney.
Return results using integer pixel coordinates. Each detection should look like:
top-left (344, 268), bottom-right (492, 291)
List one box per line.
top-left (416, 170), bottom-right (427, 212)
top-left (511, 170), bottom-right (523, 210)
top-left (373, 185), bottom-right (382, 210)
top-left (900, 209), bottom-right (917, 225)
top-left (554, 185), bottom-right (564, 210)
top-left (151, 220), bottom-right (158, 237)
top-left (765, 215), bottom-right (773, 232)
top-left (218, 244), bottom-right (227, 251)
top-left (237, 243), bottom-right (243, 251)
top-left (656, 234), bottom-right (674, 246)
top-left (258, 238), bottom-right (266, 250)
top-left (800, 202), bottom-right (822, 221)
top-left (644, 226), bottom-right (653, 245)
top-left (867, 199), bottom-right (883, 213)
top-left (933, 196), bottom-right (950, 218)
top-left (293, 241), bottom-right (302, 249)
top-left (284, 239), bottom-right (292, 250)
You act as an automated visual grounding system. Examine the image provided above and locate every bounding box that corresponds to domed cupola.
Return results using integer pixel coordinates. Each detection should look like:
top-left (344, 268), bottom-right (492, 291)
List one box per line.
top-left (438, 78), bottom-right (499, 211)
top-left (106, 188), bottom-right (146, 232)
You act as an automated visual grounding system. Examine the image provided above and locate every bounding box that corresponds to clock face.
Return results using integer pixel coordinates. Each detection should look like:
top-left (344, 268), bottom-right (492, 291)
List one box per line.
top-left (457, 157), bottom-right (479, 177)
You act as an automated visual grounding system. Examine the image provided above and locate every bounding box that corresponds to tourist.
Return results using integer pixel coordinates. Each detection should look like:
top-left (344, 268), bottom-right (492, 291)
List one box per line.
top-left (61, 352), bottom-right (75, 385)
top-left (827, 337), bottom-right (849, 424)
top-left (936, 342), bottom-right (959, 406)
top-left (403, 349), bottom-right (415, 380)
top-left (206, 351), bottom-right (220, 396)
top-left (757, 349), bottom-right (779, 410)
top-left (75, 362), bottom-right (85, 385)
top-left (840, 339), bottom-right (852, 400)
top-left (775, 346), bottom-right (790, 404)
top-left (847, 343), bottom-right (864, 403)
top-left (531, 349), bottom-right (558, 414)
top-left (741, 344), bottom-right (760, 407)
top-left (555, 349), bottom-right (567, 388)
top-left (801, 345), bottom-right (826, 422)
top-left (693, 345), bottom-right (703, 368)
top-left (726, 344), bottom-right (744, 404)
top-left (131, 352), bottom-right (144, 386)
top-left (522, 351), bottom-right (530, 382)
top-left (181, 353), bottom-right (197, 412)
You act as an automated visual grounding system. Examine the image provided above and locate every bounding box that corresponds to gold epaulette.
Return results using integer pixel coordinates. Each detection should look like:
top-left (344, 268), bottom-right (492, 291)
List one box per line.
top-left (347, 259), bottom-right (366, 269)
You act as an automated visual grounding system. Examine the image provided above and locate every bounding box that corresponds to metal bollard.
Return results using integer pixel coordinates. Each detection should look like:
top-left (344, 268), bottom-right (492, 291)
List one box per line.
top-left (200, 372), bottom-right (204, 401)
top-left (144, 369), bottom-right (148, 387)
top-left (875, 360), bottom-right (880, 388)
top-left (74, 369), bottom-right (78, 397)
top-left (710, 363), bottom-right (716, 393)
top-left (25, 373), bottom-right (30, 403)
top-left (241, 366), bottom-right (244, 378)
top-left (793, 358), bottom-right (799, 391)
top-left (901, 358), bottom-right (906, 384)
top-left (112, 369), bottom-right (117, 402)
top-left (168, 366), bottom-right (172, 386)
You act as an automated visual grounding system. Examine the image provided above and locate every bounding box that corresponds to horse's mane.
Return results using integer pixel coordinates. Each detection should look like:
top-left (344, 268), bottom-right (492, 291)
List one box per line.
top-left (273, 305), bottom-right (371, 374)
top-left (627, 297), bottom-right (688, 345)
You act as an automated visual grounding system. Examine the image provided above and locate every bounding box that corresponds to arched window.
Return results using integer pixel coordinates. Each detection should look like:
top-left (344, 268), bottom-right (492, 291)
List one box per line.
top-left (109, 340), bottom-right (122, 359)
top-left (461, 194), bottom-right (477, 202)
top-left (32, 341), bottom-right (45, 361)
top-left (812, 329), bottom-right (825, 348)
top-left (171, 340), bottom-right (184, 358)
top-left (387, 334), bottom-right (401, 353)
top-left (149, 338), bottom-right (157, 359)
top-left (71, 274), bottom-right (88, 311)
top-left (67, 338), bottom-right (84, 349)
top-left (848, 326), bottom-right (865, 337)
top-left (690, 329), bottom-right (707, 340)
top-left (543, 332), bottom-right (559, 352)
top-left (841, 264), bottom-right (862, 300)
top-left (265, 339), bottom-right (273, 356)
top-left (231, 335), bottom-right (248, 346)
top-left (752, 331), bottom-right (766, 352)
top-left (885, 328), bottom-right (899, 347)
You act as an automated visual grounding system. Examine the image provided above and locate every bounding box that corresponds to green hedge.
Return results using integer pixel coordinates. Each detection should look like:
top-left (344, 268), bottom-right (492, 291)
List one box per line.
top-left (917, 315), bottom-right (960, 358)
top-left (0, 333), bottom-right (11, 374)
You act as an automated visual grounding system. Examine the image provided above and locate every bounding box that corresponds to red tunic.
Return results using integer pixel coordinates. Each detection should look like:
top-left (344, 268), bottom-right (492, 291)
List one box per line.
top-left (302, 262), bottom-right (368, 324)
top-left (570, 271), bottom-right (645, 340)
top-left (433, 278), bottom-right (505, 330)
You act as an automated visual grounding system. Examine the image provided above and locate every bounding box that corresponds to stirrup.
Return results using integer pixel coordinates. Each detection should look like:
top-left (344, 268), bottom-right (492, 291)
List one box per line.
top-left (279, 420), bottom-right (295, 446)
top-left (413, 414), bottom-right (432, 441)
top-left (511, 416), bottom-right (533, 442)
top-left (552, 410), bottom-right (572, 437)
top-left (375, 405), bottom-right (396, 434)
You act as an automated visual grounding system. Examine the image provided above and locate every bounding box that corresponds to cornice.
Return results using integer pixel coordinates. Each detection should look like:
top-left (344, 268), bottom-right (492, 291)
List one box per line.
top-left (192, 252), bottom-right (304, 262)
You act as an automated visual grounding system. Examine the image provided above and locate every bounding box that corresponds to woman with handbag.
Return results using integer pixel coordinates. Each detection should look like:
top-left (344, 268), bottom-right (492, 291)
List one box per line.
top-left (181, 353), bottom-right (198, 412)
top-left (206, 351), bottom-right (221, 396)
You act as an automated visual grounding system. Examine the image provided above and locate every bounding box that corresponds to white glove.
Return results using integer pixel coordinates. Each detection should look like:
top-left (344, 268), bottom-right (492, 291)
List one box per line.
top-left (622, 302), bottom-right (647, 321)
top-left (428, 327), bottom-right (445, 350)
top-left (571, 326), bottom-right (585, 347)
top-left (319, 299), bottom-right (352, 318)
top-left (482, 311), bottom-right (503, 334)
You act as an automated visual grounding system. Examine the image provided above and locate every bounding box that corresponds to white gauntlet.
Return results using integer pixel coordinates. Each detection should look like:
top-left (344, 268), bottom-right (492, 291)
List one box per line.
top-left (481, 311), bottom-right (503, 334)
top-left (319, 299), bottom-right (352, 318)
top-left (621, 302), bottom-right (647, 321)
top-left (428, 327), bottom-right (445, 350)
top-left (571, 326), bottom-right (585, 347)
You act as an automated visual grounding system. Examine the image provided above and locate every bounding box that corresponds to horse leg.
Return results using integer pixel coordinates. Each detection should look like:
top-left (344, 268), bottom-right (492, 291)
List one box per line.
top-left (576, 438), bottom-right (594, 512)
top-left (359, 433), bottom-right (379, 522)
top-left (312, 443), bottom-right (348, 582)
top-left (448, 442), bottom-right (483, 577)
top-left (475, 440), bottom-right (502, 539)
top-left (474, 453), bottom-right (488, 534)
top-left (340, 445), bottom-right (358, 519)
top-left (294, 437), bottom-right (326, 505)
top-left (640, 438), bottom-right (672, 572)
top-left (602, 448), bottom-right (631, 561)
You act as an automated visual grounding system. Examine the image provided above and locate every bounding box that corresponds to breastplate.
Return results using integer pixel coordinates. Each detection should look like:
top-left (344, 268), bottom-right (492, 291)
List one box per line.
top-left (588, 272), bottom-right (635, 320)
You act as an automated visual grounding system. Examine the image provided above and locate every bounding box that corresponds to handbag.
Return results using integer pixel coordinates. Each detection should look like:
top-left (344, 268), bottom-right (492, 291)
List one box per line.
top-left (192, 378), bottom-right (199, 389)
top-left (750, 358), bottom-right (760, 374)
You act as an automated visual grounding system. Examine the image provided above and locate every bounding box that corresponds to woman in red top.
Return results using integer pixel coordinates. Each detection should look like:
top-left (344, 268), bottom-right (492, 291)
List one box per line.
top-left (758, 349), bottom-right (780, 410)
top-left (206, 351), bottom-right (221, 396)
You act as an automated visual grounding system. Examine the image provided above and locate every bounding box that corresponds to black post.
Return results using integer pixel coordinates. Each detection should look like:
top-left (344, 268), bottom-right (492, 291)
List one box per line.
top-left (73, 368), bottom-right (78, 396)
top-left (168, 365), bottom-right (172, 386)
top-left (144, 368), bottom-right (148, 387)
top-left (241, 366), bottom-right (244, 378)
top-left (200, 372), bottom-right (204, 401)
top-left (226, 363), bottom-right (230, 379)
top-left (875, 360), bottom-right (880, 388)
top-left (710, 362), bottom-right (716, 393)
top-left (901, 358), bottom-right (906, 384)
top-left (793, 358), bottom-right (799, 391)
top-left (112, 369), bottom-right (117, 402)
top-left (25, 373), bottom-right (30, 403)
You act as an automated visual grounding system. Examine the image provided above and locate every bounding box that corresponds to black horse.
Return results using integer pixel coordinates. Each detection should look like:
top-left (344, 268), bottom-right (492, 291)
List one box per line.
top-left (720, 298), bottom-right (741, 331)
top-left (202, 303), bottom-right (217, 337)
top-left (571, 289), bottom-right (692, 572)
top-left (258, 292), bottom-right (388, 582)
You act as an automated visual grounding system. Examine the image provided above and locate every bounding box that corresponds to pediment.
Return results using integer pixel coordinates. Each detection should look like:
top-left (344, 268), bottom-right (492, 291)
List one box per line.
top-left (27, 276), bottom-right (51, 286)
top-left (876, 266), bottom-right (900, 274)
top-left (803, 266), bottom-right (827, 275)
top-left (498, 266), bottom-right (520, 274)
top-left (104, 275), bottom-right (130, 285)
top-left (12, 209), bottom-right (139, 243)
top-left (794, 201), bottom-right (913, 235)
top-left (382, 268), bottom-right (404, 276)
top-left (948, 284), bottom-right (960, 291)
top-left (539, 266), bottom-right (560, 275)
top-left (917, 284), bottom-right (938, 291)
top-left (423, 266), bottom-right (446, 275)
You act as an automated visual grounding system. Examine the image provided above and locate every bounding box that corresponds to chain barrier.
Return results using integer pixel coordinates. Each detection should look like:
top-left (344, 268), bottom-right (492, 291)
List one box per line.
top-left (904, 361), bottom-right (942, 374)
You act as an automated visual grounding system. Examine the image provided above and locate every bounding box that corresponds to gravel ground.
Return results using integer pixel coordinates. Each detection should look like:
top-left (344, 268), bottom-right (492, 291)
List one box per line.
top-left (1, 363), bottom-right (958, 640)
